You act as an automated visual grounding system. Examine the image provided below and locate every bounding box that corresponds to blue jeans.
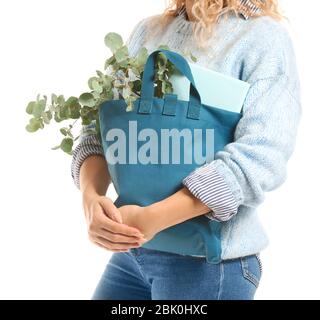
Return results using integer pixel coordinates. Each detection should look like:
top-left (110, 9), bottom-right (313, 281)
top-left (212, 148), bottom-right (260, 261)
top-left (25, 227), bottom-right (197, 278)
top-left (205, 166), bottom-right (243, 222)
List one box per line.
top-left (91, 247), bottom-right (262, 300)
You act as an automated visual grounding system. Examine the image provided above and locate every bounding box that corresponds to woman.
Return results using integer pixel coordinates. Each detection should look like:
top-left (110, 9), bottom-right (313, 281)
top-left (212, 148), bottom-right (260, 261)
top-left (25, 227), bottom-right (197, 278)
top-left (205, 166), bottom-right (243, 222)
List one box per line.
top-left (72, 0), bottom-right (301, 300)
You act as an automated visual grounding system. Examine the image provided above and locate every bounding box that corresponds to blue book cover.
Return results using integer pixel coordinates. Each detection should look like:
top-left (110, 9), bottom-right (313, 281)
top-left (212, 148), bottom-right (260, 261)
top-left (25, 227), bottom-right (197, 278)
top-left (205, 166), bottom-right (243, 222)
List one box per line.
top-left (169, 61), bottom-right (251, 113)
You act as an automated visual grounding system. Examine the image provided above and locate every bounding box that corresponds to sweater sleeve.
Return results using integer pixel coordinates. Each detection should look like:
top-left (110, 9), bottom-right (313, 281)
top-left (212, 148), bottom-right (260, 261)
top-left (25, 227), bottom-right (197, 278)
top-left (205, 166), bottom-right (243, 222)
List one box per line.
top-left (183, 19), bottom-right (302, 222)
top-left (70, 17), bottom-right (151, 189)
top-left (183, 73), bottom-right (302, 221)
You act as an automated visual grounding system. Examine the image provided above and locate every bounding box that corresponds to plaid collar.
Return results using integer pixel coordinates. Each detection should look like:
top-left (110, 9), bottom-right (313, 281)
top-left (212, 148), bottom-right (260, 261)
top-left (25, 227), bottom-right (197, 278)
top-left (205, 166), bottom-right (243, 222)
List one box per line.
top-left (238, 0), bottom-right (261, 19)
top-left (179, 0), bottom-right (260, 20)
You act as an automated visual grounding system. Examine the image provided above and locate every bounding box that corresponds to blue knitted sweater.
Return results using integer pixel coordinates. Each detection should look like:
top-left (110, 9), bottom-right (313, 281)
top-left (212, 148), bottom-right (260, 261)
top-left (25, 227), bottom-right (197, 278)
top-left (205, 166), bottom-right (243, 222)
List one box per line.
top-left (71, 7), bottom-right (302, 260)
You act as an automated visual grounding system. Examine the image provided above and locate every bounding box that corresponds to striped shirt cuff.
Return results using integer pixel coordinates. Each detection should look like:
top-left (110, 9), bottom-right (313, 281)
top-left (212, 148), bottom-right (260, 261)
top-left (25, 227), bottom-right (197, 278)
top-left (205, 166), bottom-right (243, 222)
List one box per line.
top-left (182, 163), bottom-right (239, 222)
top-left (71, 134), bottom-right (104, 190)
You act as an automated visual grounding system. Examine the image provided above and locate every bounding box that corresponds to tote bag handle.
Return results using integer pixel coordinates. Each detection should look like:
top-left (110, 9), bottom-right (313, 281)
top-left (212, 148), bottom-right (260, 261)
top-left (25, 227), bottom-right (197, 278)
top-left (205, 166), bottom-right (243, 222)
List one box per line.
top-left (139, 49), bottom-right (202, 120)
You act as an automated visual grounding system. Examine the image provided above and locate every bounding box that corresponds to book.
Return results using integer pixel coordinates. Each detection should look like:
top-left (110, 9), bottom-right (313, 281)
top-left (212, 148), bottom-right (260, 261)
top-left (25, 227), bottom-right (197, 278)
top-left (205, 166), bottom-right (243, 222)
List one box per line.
top-left (169, 61), bottom-right (251, 113)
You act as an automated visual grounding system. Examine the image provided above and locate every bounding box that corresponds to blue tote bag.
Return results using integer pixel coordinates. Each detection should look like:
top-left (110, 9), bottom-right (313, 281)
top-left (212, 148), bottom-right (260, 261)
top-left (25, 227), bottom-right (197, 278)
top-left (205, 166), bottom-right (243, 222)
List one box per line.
top-left (98, 49), bottom-right (242, 263)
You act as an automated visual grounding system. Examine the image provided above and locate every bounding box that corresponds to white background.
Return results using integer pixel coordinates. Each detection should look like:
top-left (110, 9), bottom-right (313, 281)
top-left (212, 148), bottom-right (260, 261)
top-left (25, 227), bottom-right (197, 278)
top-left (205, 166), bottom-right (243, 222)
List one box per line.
top-left (0, 0), bottom-right (319, 300)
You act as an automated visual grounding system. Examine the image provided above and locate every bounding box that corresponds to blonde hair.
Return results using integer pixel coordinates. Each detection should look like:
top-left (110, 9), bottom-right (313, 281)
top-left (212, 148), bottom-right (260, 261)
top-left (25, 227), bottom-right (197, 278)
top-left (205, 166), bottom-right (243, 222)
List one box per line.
top-left (148, 0), bottom-right (283, 50)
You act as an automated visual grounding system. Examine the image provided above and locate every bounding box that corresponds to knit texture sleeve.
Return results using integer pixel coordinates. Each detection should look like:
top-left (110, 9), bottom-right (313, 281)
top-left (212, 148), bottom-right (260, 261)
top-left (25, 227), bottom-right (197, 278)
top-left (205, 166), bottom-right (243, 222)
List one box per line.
top-left (183, 73), bottom-right (302, 221)
top-left (183, 22), bottom-right (302, 221)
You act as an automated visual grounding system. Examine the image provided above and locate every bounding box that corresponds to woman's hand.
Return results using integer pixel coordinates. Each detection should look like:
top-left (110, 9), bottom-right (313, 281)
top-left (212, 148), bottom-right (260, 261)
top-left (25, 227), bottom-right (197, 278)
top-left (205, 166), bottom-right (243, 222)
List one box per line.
top-left (82, 191), bottom-right (146, 252)
top-left (118, 205), bottom-right (161, 243)
top-left (118, 188), bottom-right (211, 244)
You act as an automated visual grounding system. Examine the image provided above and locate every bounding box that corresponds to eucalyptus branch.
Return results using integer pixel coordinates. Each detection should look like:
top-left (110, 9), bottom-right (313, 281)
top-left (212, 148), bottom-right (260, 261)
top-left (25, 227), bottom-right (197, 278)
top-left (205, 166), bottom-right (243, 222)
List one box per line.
top-left (25, 33), bottom-right (197, 155)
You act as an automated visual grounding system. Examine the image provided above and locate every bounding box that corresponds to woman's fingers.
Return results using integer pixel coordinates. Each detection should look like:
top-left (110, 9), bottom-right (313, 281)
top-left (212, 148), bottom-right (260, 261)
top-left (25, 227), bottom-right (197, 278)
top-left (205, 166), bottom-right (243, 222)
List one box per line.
top-left (99, 197), bottom-right (123, 224)
top-left (84, 195), bottom-right (146, 252)
top-left (99, 213), bottom-right (144, 237)
top-left (88, 200), bottom-right (143, 237)
top-left (83, 194), bottom-right (145, 252)
top-left (91, 235), bottom-right (141, 251)
top-left (97, 198), bottom-right (144, 237)
top-left (87, 205), bottom-right (145, 250)
top-left (99, 228), bottom-right (146, 244)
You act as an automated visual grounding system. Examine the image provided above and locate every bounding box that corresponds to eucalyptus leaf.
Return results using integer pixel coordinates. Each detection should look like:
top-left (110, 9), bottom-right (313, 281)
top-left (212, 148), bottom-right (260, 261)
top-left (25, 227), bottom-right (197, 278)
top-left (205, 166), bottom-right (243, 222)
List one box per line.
top-left (60, 128), bottom-right (68, 136)
top-left (25, 117), bottom-right (43, 132)
top-left (88, 77), bottom-right (100, 90)
top-left (60, 127), bottom-right (74, 138)
top-left (104, 33), bottom-right (123, 53)
top-left (39, 118), bottom-right (44, 129)
top-left (115, 46), bottom-right (129, 63)
top-left (81, 116), bottom-right (91, 125)
top-left (26, 101), bottom-right (36, 115)
top-left (104, 55), bottom-right (116, 70)
top-left (130, 66), bottom-right (140, 77)
top-left (96, 70), bottom-right (104, 78)
top-left (57, 104), bottom-right (68, 120)
top-left (57, 95), bottom-right (65, 106)
top-left (65, 96), bottom-right (79, 107)
top-left (26, 123), bottom-right (38, 133)
top-left (190, 52), bottom-right (197, 62)
top-left (54, 112), bottom-right (62, 123)
top-left (80, 106), bottom-right (90, 117)
top-left (135, 47), bottom-right (148, 66)
top-left (51, 93), bottom-right (58, 105)
top-left (118, 59), bottom-right (129, 68)
top-left (60, 137), bottom-right (73, 153)
top-left (101, 75), bottom-right (112, 90)
top-left (92, 91), bottom-right (101, 100)
top-left (64, 97), bottom-right (81, 119)
top-left (165, 81), bottom-right (173, 93)
top-left (132, 79), bottom-right (141, 93)
top-left (42, 110), bottom-right (52, 124)
top-left (79, 93), bottom-right (95, 108)
top-left (92, 80), bottom-right (103, 94)
top-left (32, 99), bottom-right (46, 118)
top-left (103, 89), bottom-right (114, 101)
top-left (157, 53), bottom-right (167, 67)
